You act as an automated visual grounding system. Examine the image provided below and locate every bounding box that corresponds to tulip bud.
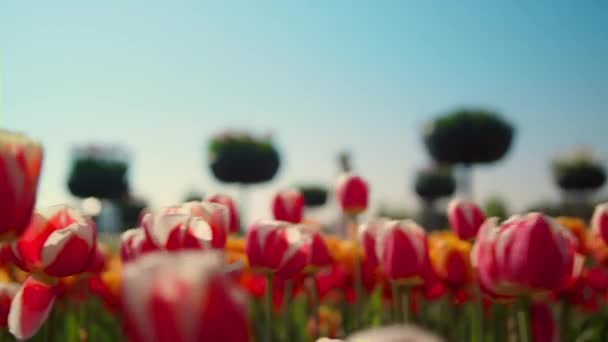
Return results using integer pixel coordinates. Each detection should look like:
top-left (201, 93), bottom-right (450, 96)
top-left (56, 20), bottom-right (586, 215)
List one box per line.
top-left (272, 189), bottom-right (305, 223)
top-left (11, 205), bottom-right (97, 277)
top-left (358, 219), bottom-right (387, 267)
top-left (0, 131), bottom-right (43, 242)
top-left (122, 251), bottom-right (249, 342)
top-left (592, 203), bottom-right (608, 245)
top-left (295, 223), bottom-right (332, 271)
top-left (181, 201), bottom-right (230, 248)
top-left (246, 220), bottom-right (308, 279)
top-left (0, 282), bottom-right (19, 327)
top-left (208, 194), bottom-right (240, 233)
top-left (474, 213), bottom-right (578, 297)
top-left (8, 276), bottom-right (55, 340)
top-left (448, 199), bottom-right (485, 240)
top-left (142, 209), bottom-right (217, 251)
top-left (336, 174), bottom-right (368, 214)
top-left (376, 220), bottom-right (428, 284)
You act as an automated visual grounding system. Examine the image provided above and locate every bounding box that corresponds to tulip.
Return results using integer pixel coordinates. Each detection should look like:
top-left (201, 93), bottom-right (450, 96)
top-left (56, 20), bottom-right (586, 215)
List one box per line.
top-left (358, 219), bottom-right (387, 267)
top-left (473, 213), bottom-right (578, 297)
top-left (208, 194), bottom-right (240, 233)
top-left (592, 202), bottom-right (608, 245)
top-left (141, 208), bottom-right (218, 251)
top-left (295, 223), bottom-right (332, 271)
top-left (88, 242), bottom-right (110, 274)
top-left (530, 302), bottom-right (558, 342)
top-left (181, 201), bottom-right (230, 248)
top-left (428, 232), bottom-right (473, 289)
top-left (335, 173), bottom-right (368, 214)
top-left (246, 220), bottom-right (308, 279)
top-left (448, 199), bottom-right (485, 240)
top-left (0, 131), bottom-right (43, 242)
top-left (120, 227), bottom-right (157, 262)
top-left (272, 189), bottom-right (305, 223)
top-left (8, 276), bottom-right (55, 340)
top-left (122, 251), bottom-right (249, 342)
top-left (0, 282), bottom-right (19, 327)
top-left (11, 205), bottom-right (97, 278)
top-left (376, 220), bottom-right (428, 284)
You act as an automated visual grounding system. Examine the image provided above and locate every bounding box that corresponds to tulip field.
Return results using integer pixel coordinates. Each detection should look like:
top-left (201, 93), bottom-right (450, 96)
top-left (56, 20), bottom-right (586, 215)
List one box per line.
top-left (2, 130), bottom-right (608, 342)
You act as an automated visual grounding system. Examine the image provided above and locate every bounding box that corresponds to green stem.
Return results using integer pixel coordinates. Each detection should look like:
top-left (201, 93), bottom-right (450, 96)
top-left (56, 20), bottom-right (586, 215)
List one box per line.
top-left (560, 300), bottom-right (570, 341)
top-left (265, 273), bottom-right (273, 342)
top-left (400, 285), bottom-right (410, 323)
top-left (283, 280), bottom-right (292, 340)
top-left (391, 282), bottom-right (401, 323)
top-left (307, 277), bottom-right (320, 341)
top-left (470, 286), bottom-right (483, 342)
top-left (516, 297), bottom-right (530, 342)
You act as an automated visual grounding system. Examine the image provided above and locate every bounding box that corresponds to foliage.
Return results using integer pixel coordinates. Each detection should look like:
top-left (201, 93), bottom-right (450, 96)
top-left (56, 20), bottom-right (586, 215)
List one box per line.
top-left (552, 151), bottom-right (606, 192)
top-left (423, 109), bottom-right (514, 165)
top-left (209, 131), bottom-right (280, 184)
top-left (297, 185), bottom-right (328, 208)
top-left (414, 167), bottom-right (456, 203)
top-left (483, 196), bottom-right (509, 221)
top-left (67, 145), bottom-right (129, 200)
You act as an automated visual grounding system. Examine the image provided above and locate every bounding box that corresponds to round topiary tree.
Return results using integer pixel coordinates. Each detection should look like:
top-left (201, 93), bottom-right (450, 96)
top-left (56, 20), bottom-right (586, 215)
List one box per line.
top-left (208, 131), bottom-right (280, 185)
top-left (67, 145), bottom-right (129, 200)
top-left (423, 109), bottom-right (514, 199)
top-left (413, 166), bottom-right (455, 230)
top-left (297, 185), bottom-right (328, 208)
top-left (552, 149), bottom-right (606, 205)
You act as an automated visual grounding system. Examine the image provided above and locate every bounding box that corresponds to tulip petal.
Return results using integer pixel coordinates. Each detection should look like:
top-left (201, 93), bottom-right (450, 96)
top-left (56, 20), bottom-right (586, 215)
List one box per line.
top-left (8, 276), bottom-right (55, 340)
top-left (41, 222), bottom-right (96, 277)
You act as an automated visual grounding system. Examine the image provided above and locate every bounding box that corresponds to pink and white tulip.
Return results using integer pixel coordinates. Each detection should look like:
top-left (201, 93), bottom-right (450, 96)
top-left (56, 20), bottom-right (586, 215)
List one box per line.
top-left (272, 189), bottom-right (305, 223)
top-left (0, 282), bottom-right (19, 328)
top-left (336, 173), bottom-right (369, 214)
top-left (376, 220), bottom-right (428, 283)
top-left (142, 210), bottom-right (215, 251)
top-left (448, 199), bottom-right (485, 240)
top-left (358, 219), bottom-right (387, 267)
top-left (122, 251), bottom-right (249, 342)
top-left (208, 194), bottom-right (240, 233)
top-left (246, 220), bottom-right (309, 279)
top-left (591, 203), bottom-right (608, 245)
top-left (295, 223), bottom-right (332, 271)
top-left (0, 131), bottom-right (43, 242)
top-left (120, 227), bottom-right (157, 262)
top-left (8, 276), bottom-right (55, 340)
top-left (11, 205), bottom-right (97, 277)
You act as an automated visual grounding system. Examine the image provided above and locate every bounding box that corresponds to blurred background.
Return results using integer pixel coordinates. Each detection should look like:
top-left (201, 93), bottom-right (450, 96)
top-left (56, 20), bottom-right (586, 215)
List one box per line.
top-left (1, 1), bottom-right (606, 231)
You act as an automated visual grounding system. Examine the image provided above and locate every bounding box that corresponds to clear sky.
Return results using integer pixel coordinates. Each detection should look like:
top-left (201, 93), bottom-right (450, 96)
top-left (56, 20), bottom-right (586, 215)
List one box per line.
top-left (1, 1), bottom-right (607, 223)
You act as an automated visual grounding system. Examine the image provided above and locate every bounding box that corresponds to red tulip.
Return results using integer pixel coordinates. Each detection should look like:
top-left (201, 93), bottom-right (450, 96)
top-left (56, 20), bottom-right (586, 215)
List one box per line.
top-left (88, 242), bottom-right (110, 274)
top-left (0, 131), bottom-right (43, 242)
top-left (8, 276), bottom-right (55, 340)
top-left (11, 205), bottom-right (97, 278)
top-left (0, 282), bottom-right (18, 327)
top-left (592, 203), bottom-right (608, 245)
top-left (246, 220), bottom-right (308, 279)
top-left (376, 220), bottom-right (428, 284)
top-left (208, 194), bottom-right (240, 233)
top-left (448, 199), bottom-right (485, 240)
top-left (122, 251), bottom-right (249, 342)
top-left (531, 302), bottom-right (558, 342)
top-left (336, 174), bottom-right (368, 214)
top-left (358, 219), bottom-right (387, 267)
top-left (295, 223), bottom-right (332, 271)
top-left (473, 214), bottom-right (579, 297)
top-left (272, 189), bottom-right (304, 223)
top-left (120, 228), bottom-right (157, 262)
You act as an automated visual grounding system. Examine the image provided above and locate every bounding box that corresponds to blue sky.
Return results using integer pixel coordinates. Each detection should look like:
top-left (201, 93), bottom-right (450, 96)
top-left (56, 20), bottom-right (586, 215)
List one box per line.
top-left (1, 1), bottom-right (607, 222)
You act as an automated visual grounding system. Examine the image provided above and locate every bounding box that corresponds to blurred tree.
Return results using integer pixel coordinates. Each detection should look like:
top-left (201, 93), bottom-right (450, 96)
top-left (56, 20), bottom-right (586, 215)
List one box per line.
top-left (423, 108), bottom-right (514, 199)
top-left (552, 149), bottom-right (606, 201)
top-left (209, 131), bottom-right (280, 184)
top-left (376, 204), bottom-right (412, 220)
top-left (483, 196), bottom-right (509, 221)
top-left (67, 145), bottom-right (129, 200)
top-left (414, 166), bottom-right (455, 230)
top-left (116, 197), bottom-right (147, 230)
top-left (297, 185), bottom-right (328, 208)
